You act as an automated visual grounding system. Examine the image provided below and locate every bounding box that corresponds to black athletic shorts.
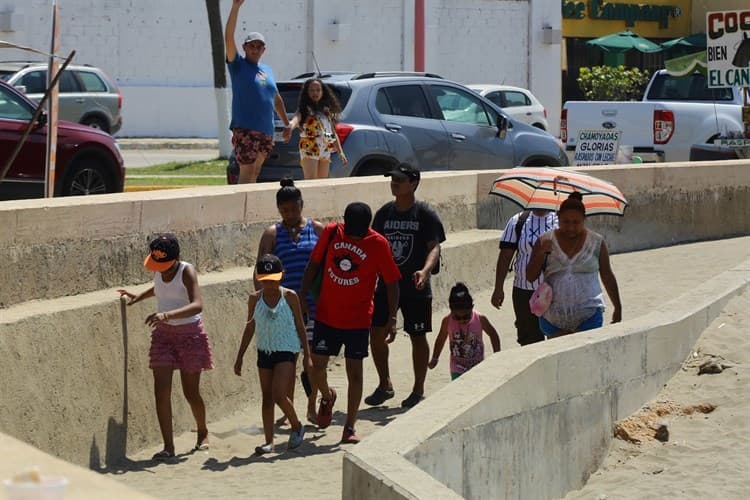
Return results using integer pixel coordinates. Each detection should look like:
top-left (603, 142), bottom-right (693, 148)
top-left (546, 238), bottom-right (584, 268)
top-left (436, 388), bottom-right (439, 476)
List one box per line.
top-left (372, 292), bottom-right (432, 336)
top-left (256, 350), bottom-right (296, 369)
top-left (311, 321), bottom-right (369, 360)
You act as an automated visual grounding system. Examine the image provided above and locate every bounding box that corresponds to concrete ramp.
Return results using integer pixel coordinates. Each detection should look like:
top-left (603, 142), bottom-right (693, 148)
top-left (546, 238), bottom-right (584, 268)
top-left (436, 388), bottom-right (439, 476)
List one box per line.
top-left (343, 258), bottom-right (750, 499)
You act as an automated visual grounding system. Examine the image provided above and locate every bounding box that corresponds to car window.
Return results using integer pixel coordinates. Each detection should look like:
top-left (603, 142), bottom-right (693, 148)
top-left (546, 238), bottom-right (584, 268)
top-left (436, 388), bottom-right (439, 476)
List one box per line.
top-left (59, 71), bottom-right (80, 92)
top-left (376, 85), bottom-right (431, 118)
top-left (484, 91), bottom-right (504, 108)
top-left (18, 71), bottom-right (47, 94)
top-left (0, 85), bottom-right (33, 120)
top-left (75, 71), bottom-right (106, 92)
top-left (375, 89), bottom-right (392, 114)
top-left (0, 71), bottom-right (14, 82)
top-left (17, 70), bottom-right (81, 93)
top-left (647, 73), bottom-right (732, 101)
top-left (502, 91), bottom-right (531, 107)
top-left (429, 85), bottom-right (491, 126)
top-left (277, 83), bottom-right (352, 115)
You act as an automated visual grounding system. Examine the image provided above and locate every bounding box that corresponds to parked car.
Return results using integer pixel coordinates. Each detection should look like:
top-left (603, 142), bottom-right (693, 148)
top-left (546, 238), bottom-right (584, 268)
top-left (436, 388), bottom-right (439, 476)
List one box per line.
top-left (561, 70), bottom-right (745, 163)
top-left (227, 72), bottom-right (567, 183)
top-left (0, 80), bottom-right (124, 200)
top-left (467, 84), bottom-right (549, 131)
top-left (0, 61), bottom-right (123, 134)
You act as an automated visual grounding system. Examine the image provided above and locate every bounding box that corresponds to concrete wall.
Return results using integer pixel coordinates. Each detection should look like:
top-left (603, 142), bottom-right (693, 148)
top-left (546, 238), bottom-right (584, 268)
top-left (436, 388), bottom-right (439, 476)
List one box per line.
top-left (342, 260), bottom-right (750, 499)
top-left (3, 160), bottom-right (750, 308)
top-left (2, 161), bottom-right (750, 470)
top-left (0, 432), bottom-right (153, 499)
top-left (0, 0), bottom-right (563, 138)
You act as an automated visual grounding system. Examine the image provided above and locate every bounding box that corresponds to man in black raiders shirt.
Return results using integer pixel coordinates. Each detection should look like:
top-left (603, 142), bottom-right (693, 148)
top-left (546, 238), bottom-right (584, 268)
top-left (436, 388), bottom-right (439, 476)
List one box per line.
top-left (366, 164), bottom-right (446, 408)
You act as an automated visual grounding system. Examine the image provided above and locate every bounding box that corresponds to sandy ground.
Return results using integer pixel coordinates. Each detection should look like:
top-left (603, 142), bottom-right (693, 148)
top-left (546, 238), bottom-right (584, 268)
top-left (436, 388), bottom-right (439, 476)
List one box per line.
top-left (105, 237), bottom-right (750, 500)
top-left (566, 290), bottom-right (750, 499)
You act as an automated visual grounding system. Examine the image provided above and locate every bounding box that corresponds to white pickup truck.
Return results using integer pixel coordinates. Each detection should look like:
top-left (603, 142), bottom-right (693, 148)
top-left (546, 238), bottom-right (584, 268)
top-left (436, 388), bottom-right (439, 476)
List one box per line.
top-left (561, 70), bottom-right (746, 162)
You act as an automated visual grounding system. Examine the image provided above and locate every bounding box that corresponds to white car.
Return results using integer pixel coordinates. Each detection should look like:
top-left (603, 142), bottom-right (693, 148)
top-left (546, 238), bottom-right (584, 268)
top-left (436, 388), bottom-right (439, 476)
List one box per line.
top-left (467, 84), bottom-right (549, 131)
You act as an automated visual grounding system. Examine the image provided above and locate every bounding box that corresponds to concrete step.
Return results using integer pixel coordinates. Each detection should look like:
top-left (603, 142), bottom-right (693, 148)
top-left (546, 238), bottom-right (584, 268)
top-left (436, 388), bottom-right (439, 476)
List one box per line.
top-left (432, 229), bottom-right (501, 301)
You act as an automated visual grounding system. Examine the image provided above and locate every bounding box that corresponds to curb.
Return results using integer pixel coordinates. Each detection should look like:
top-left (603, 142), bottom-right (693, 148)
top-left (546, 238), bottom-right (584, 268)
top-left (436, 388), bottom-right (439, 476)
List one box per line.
top-left (124, 186), bottom-right (199, 192)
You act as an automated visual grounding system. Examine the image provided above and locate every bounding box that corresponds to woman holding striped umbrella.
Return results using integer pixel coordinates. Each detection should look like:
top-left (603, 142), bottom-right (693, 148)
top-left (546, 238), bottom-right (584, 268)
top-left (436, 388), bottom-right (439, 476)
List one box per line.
top-left (526, 192), bottom-right (622, 338)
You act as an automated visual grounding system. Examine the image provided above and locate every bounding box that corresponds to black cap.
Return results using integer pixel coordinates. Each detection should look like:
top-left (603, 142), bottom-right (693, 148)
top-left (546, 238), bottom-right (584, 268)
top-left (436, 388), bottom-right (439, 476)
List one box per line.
top-left (385, 163), bottom-right (420, 181)
top-left (344, 202), bottom-right (372, 237)
top-left (144, 233), bottom-right (180, 272)
top-left (256, 254), bottom-right (284, 281)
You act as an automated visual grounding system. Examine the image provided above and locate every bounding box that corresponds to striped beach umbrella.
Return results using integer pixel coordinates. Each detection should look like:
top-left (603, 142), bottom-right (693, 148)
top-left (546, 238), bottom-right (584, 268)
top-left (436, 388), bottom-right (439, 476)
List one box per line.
top-left (490, 167), bottom-right (629, 216)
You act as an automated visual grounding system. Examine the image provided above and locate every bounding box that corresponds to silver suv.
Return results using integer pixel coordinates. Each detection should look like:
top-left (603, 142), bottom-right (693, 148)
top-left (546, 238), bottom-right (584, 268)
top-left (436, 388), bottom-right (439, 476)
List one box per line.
top-left (0, 61), bottom-right (122, 134)
top-left (228, 72), bottom-right (567, 182)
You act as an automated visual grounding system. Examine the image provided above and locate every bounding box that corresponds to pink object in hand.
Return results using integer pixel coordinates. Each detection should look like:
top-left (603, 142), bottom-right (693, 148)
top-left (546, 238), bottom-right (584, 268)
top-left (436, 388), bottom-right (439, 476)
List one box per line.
top-left (529, 282), bottom-right (553, 317)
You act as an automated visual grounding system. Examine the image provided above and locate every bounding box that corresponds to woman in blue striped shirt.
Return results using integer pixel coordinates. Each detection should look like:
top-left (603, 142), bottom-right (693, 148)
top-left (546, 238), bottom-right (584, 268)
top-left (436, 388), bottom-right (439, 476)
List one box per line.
top-left (256, 178), bottom-right (324, 423)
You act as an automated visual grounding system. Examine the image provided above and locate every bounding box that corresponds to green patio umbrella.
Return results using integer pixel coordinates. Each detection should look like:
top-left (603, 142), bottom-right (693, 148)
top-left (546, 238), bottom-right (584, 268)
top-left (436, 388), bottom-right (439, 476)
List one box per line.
top-left (664, 51), bottom-right (707, 77)
top-left (661, 33), bottom-right (707, 50)
top-left (586, 29), bottom-right (662, 53)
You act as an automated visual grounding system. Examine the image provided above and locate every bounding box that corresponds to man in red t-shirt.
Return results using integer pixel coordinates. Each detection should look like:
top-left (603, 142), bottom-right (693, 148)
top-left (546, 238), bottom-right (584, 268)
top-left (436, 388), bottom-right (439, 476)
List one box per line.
top-left (300, 202), bottom-right (400, 444)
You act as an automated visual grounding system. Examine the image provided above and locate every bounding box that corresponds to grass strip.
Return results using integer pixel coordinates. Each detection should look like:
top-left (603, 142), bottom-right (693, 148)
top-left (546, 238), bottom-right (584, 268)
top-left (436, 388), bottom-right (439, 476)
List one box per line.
top-left (125, 159), bottom-right (227, 188)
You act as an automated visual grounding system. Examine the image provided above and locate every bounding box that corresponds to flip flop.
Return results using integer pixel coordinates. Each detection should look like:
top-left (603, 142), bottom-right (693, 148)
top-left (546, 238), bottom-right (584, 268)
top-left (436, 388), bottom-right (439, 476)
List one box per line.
top-left (193, 442), bottom-right (209, 452)
top-left (151, 450), bottom-right (175, 461)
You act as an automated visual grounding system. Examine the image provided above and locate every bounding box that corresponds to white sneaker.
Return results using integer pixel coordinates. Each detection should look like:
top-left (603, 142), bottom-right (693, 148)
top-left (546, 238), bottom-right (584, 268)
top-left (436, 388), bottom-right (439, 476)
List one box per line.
top-left (255, 443), bottom-right (274, 454)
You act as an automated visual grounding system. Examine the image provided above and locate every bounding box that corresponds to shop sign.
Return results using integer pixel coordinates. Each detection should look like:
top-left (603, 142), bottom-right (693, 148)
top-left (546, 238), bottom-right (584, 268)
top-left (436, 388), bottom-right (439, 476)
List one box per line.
top-left (707, 10), bottom-right (750, 88)
top-left (573, 130), bottom-right (622, 166)
top-left (562, 1), bottom-right (679, 29)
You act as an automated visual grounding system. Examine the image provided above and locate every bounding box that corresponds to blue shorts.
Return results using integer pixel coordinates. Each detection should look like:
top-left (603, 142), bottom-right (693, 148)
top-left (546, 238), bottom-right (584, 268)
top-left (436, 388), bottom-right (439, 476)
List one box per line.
top-left (539, 308), bottom-right (604, 338)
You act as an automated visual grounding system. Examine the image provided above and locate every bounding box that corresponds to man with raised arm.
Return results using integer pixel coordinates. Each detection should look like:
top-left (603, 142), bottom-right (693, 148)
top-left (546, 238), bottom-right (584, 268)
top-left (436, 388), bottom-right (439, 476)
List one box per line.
top-left (225, 0), bottom-right (290, 183)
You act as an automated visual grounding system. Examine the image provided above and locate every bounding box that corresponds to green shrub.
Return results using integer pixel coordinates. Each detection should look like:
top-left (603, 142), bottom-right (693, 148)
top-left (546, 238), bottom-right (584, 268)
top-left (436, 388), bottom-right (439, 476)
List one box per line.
top-left (577, 66), bottom-right (650, 101)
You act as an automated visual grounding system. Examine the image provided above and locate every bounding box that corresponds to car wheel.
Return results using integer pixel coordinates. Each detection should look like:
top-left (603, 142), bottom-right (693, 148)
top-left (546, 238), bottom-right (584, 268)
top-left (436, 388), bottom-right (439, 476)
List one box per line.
top-left (62, 157), bottom-right (114, 196)
top-left (356, 160), bottom-right (393, 177)
top-left (81, 116), bottom-right (110, 133)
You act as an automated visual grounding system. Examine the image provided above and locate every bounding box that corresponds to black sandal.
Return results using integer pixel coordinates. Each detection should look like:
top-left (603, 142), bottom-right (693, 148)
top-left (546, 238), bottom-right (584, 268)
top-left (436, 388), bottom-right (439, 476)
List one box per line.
top-left (152, 449), bottom-right (175, 461)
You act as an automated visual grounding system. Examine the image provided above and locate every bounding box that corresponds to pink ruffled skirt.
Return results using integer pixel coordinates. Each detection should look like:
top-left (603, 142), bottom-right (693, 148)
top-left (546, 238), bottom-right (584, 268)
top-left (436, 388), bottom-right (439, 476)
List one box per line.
top-left (149, 320), bottom-right (214, 372)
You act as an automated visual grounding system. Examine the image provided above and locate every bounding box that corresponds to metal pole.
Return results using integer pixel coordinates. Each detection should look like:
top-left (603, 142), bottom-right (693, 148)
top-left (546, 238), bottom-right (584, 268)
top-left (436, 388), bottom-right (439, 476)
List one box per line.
top-left (414, 0), bottom-right (425, 71)
top-left (45, 0), bottom-right (61, 198)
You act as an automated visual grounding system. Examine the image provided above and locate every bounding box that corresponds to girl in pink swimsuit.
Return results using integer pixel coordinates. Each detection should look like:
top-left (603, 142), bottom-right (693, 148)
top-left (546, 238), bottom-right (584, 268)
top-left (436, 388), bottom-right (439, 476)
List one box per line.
top-left (429, 283), bottom-right (501, 380)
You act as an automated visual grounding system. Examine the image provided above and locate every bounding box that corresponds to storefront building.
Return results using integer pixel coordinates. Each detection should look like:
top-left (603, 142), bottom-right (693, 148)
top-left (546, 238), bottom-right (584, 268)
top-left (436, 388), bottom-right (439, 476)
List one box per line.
top-left (561, 0), bottom-right (693, 101)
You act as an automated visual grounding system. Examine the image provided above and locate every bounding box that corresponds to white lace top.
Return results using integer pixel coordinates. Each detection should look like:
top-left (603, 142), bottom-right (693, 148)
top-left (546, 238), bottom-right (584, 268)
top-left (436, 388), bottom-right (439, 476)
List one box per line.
top-left (541, 230), bottom-right (605, 331)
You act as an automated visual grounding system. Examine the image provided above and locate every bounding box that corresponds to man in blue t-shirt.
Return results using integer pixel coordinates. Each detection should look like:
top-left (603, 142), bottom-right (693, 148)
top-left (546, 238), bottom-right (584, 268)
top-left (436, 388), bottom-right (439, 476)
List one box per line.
top-left (225, 0), bottom-right (290, 183)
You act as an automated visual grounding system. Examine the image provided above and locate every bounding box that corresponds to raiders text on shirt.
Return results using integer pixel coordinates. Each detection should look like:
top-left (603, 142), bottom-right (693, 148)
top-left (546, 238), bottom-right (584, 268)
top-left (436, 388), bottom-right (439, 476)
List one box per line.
top-left (383, 220), bottom-right (420, 231)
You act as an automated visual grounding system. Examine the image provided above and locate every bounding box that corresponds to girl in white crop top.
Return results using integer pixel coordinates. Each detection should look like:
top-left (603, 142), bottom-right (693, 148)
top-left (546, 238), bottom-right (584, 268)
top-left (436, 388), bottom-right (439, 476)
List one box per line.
top-left (118, 233), bottom-right (213, 460)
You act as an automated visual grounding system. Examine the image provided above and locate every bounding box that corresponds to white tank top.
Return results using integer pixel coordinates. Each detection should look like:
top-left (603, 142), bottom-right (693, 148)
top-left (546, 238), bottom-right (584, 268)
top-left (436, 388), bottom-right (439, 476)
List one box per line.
top-left (154, 261), bottom-right (201, 325)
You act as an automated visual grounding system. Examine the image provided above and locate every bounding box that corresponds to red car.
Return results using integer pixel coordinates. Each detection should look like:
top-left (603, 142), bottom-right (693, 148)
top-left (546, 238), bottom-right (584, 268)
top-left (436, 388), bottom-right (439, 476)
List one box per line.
top-left (0, 80), bottom-right (124, 200)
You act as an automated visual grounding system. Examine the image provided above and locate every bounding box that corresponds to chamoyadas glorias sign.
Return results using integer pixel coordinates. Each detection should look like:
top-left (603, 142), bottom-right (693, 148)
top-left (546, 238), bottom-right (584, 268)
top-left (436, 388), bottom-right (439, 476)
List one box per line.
top-left (562, 1), bottom-right (679, 29)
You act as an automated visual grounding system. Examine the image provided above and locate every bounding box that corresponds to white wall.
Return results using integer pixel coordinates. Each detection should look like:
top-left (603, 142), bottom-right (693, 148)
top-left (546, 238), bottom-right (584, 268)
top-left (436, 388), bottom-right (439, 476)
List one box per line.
top-left (0, 0), bottom-right (561, 137)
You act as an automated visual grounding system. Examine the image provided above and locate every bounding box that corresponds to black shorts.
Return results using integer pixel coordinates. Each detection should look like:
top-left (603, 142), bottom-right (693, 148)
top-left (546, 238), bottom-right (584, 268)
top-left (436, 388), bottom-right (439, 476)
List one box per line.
top-left (372, 292), bottom-right (432, 336)
top-left (256, 350), bottom-right (297, 369)
top-left (512, 287), bottom-right (545, 346)
top-left (311, 321), bottom-right (369, 360)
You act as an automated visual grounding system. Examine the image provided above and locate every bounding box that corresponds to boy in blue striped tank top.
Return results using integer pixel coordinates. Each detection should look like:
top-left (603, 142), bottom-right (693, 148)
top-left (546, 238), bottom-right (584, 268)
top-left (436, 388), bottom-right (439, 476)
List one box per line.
top-left (235, 254), bottom-right (312, 454)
